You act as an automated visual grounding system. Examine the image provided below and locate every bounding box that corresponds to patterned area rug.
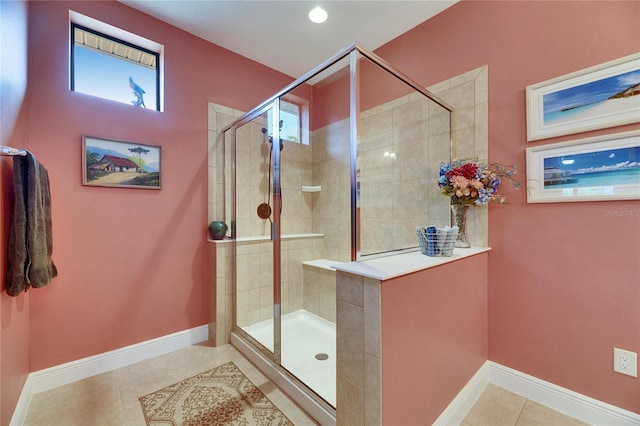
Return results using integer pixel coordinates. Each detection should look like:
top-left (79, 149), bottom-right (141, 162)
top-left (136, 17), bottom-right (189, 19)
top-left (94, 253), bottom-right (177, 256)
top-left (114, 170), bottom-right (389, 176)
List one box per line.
top-left (139, 361), bottom-right (293, 425)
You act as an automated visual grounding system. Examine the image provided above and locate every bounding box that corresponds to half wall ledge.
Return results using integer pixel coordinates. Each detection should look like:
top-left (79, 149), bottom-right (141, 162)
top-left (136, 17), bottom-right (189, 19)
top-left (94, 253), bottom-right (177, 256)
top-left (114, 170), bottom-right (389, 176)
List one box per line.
top-left (333, 246), bottom-right (491, 281)
top-left (334, 247), bottom-right (490, 425)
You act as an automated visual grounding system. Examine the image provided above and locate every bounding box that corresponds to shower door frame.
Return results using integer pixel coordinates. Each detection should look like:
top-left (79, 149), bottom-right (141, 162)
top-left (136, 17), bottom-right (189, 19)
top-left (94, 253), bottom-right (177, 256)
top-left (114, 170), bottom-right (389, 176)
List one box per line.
top-left (225, 97), bottom-right (339, 416)
top-left (225, 100), bottom-right (284, 364)
top-left (221, 43), bottom-right (454, 419)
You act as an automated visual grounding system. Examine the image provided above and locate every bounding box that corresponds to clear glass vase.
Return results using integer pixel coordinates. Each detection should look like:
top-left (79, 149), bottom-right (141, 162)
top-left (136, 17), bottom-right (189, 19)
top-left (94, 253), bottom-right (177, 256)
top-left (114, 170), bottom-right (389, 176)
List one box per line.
top-left (451, 204), bottom-right (471, 248)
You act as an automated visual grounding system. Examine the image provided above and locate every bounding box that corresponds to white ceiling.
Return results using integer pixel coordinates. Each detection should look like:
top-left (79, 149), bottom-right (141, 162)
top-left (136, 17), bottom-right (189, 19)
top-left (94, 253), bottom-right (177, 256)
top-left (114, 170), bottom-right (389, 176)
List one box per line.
top-left (119, 0), bottom-right (458, 78)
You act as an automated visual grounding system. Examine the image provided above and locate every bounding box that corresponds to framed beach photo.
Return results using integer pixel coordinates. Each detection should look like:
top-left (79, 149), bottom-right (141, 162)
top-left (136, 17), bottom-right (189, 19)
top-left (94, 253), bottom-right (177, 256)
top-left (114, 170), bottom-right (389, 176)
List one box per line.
top-left (526, 53), bottom-right (640, 141)
top-left (526, 130), bottom-right (640, 203)
top-left (82, 136), bottom-right (162, 189)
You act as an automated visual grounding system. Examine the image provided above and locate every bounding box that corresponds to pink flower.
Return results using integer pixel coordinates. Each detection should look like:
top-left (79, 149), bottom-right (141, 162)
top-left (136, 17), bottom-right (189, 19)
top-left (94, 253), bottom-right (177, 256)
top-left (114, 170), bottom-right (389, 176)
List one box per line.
top-left (471, 179), bottom-right (484, 189)
top-left (450, 175), bottom-right (469, 189)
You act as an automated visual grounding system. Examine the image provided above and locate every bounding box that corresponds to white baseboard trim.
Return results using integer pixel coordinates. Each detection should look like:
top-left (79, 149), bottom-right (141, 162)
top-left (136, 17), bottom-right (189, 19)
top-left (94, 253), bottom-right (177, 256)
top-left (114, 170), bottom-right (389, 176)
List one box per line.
top-left (488, 361), bottom-right (640, 426)
top-left (10, 325), bottom-right (208, 425)
top-left (435, 360), bottom-right (640, 426)
top-left (10, 375), bottom-right (33, 426)
top-left (433, 362), bottom-right (490, 425)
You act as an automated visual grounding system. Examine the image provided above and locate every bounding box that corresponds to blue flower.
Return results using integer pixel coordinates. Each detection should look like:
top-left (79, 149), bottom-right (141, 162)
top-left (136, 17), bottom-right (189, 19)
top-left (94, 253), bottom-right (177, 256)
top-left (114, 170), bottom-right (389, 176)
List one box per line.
top-left (439, 163), bottom-right (452, 175)
top-left (476, 188), bottom-right (491, 205)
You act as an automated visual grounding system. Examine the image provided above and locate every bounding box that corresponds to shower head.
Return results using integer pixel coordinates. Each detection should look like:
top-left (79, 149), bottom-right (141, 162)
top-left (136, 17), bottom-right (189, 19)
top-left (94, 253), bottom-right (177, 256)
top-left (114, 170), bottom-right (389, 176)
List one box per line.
top-left (262, 120), bottom-right (284, 151)
top-left (261, 120), bottom-right (282, 134)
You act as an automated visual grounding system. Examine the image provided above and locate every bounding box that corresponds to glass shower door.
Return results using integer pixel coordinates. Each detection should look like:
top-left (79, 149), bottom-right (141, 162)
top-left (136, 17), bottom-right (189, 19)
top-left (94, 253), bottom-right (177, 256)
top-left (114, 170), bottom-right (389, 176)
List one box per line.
top-left (233, 104), bottom-right (278, 355)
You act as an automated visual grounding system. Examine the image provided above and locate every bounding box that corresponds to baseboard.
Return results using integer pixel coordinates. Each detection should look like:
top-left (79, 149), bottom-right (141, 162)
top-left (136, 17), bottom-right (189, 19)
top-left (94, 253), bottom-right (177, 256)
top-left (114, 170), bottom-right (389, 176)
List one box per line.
top-left (10, 325), bottom-right (208, 425)
top-left (488, 361), bottom-right (640, 426)
top-left (435, 361), bottom-right (640, 426)
top-left (433, 362), bottom-right (490, 425)
top-left (9, 375), bottom-right (33, 426)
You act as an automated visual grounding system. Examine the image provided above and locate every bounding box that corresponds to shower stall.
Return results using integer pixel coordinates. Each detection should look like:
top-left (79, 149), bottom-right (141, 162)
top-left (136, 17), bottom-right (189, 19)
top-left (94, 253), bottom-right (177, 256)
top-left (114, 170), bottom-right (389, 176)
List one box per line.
top-left (210, 44), bottom-right (452, 422)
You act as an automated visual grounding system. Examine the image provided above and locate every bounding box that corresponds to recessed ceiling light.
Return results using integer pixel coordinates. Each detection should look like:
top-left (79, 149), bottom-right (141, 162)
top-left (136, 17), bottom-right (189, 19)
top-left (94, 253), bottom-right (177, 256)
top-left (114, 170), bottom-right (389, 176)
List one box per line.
top-left (308, 6), bottom-right (328, 24)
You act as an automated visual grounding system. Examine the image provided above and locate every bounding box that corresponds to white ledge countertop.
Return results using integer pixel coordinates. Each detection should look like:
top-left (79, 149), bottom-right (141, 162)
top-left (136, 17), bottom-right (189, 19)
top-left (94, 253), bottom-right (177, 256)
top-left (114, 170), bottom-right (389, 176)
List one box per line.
top-left (208, 233), bottom-right (324, 243)
top-left (332, 247), bottom-right (491, 281)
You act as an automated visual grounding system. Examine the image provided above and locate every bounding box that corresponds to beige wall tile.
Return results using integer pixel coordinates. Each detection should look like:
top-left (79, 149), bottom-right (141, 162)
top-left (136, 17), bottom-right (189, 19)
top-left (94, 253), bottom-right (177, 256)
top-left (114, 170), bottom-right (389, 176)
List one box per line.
top-left (336, 271), bottom-right (364, 306)
top-left (364, 353), bottom-right (381, 426)
top-left (337, 299), bottom-right (364, 391)
top-left (449, 67), bottom-right (484, 87)
top-left (475, 66), bottom-right (489, 104)
top-left (337, 378), bottom-right (364, 426)
top-left (363, 278), bottom-right (381, 358)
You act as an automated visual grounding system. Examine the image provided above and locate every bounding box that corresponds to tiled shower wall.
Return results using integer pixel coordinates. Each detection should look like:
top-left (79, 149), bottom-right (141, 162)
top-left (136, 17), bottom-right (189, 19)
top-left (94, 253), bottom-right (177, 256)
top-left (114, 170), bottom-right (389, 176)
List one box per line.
top-left (209, 235), bottom-right (324, 344)
top-left (207, 105), bottom-right (314, 238)
top-left (432, 65), bottom-right (489, 246)
top-left (310, 119), bottom-right (352, 262)
top-left (358, 92), bottom-right (451, 255)
top-left (208, 103), bottom-right (242, 226)
top-left (207, 65), bottom-right (487, 247)
top-left (303, 65), bottom-right (488, 257)
top-left (231, 235), bottom-right (323, 328)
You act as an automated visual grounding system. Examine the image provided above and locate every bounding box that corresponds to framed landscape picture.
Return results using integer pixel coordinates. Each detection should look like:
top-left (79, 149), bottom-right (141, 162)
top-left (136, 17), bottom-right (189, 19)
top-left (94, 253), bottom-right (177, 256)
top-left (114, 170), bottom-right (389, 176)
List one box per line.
top-left (526, 130), bottom-right (640, 203)
top-left (526, 53), bottom-right (640, 141)
top-left (82, 136), bottom-right (162, 189)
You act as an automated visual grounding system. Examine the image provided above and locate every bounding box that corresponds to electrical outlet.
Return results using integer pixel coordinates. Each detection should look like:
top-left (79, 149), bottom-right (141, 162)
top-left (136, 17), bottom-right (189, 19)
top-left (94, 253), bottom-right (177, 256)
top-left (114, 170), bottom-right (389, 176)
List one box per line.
top-left (613, 348), bottom-right (637, 377)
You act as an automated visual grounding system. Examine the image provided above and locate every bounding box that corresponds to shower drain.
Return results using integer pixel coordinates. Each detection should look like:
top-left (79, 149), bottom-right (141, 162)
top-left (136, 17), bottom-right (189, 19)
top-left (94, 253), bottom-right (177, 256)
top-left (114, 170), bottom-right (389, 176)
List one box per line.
top-left (315, 353), bottom-right (329, 361)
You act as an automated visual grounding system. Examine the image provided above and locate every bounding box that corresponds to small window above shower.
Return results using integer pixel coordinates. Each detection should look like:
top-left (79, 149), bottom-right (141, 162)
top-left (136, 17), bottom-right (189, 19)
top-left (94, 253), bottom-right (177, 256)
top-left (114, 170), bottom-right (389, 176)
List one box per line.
top-left (69, 11), bottom-right (163, 111)
top-left (266, 96), bottom-right (310, 145)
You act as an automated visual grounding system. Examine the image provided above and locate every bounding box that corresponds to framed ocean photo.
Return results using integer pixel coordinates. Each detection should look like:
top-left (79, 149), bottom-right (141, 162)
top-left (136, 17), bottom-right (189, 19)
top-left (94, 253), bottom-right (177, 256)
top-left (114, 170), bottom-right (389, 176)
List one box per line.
top-left (526, 130), bottom-right (640, 203)
top-left (82, 136), bottom-right (162, 189)
top-left (526, 53), bottom-right (640, 141)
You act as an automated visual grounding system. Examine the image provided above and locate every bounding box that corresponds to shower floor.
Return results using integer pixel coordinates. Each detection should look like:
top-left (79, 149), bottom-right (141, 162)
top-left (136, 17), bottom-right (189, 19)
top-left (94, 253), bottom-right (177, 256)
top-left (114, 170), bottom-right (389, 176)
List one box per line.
top-left (243, 309), bottom-right (336, 407)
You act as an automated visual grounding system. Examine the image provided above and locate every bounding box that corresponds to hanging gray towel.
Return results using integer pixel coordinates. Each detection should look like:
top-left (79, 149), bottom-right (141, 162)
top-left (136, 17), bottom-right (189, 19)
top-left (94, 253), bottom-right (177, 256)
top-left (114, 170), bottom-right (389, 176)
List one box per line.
top-left (6, 151), bottom-right (57, 296)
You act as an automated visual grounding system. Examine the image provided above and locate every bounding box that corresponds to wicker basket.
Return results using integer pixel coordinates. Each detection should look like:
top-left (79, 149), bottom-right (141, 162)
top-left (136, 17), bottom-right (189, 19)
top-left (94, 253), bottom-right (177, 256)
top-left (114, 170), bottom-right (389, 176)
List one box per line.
top-left (416, 227), bottom-right (458, 257)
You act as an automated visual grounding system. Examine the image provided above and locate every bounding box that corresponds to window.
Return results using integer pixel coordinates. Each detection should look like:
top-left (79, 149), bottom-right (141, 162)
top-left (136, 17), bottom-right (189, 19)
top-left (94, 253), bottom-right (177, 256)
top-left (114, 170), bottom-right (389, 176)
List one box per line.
top-left (266, 98), bottom-right (309, 144)
top-left (279, 100), bottom-right (301, 143)
top-left (70, 12), bottom-right (162, 111)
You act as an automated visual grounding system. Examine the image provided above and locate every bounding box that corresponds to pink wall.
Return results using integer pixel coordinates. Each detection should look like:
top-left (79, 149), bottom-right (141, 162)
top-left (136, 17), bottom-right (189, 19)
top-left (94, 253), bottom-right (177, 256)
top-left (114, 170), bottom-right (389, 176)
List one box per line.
top-left (0, 1), bottom-right (31, 424)
top-left (24, 0), bottom-right (292, 372)
top-left (376, 0), bottom-right (639, 413)
top-left (382, 253), bottom-right (488, 424)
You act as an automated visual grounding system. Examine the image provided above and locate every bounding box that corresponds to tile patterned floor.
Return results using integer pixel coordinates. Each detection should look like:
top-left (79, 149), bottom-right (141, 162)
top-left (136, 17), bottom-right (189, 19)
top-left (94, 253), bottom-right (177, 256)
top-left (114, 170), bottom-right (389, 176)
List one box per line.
top-left (23, 342), bottom-right (589, 426)
top-left (24, 342), bottom-right (317, 426)
top-left (462, 383), bottom-right (590, 426)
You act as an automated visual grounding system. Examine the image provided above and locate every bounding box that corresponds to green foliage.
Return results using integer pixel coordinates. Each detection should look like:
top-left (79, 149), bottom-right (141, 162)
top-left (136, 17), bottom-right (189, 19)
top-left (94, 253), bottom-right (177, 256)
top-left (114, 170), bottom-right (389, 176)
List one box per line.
top-left (128, 146), bottom-right (150, 171)
top-left (126, 172), bottom-right (159, 187)
top-left (86, 150), bottom-right (102, 165)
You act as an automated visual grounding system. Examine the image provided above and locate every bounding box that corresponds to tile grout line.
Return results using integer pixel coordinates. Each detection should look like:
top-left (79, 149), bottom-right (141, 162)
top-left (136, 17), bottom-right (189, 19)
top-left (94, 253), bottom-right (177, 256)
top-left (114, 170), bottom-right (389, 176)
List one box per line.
top-left (513, 398), bottom-right (529, 426)
top-left (115, 367), bottom-right (126, 426)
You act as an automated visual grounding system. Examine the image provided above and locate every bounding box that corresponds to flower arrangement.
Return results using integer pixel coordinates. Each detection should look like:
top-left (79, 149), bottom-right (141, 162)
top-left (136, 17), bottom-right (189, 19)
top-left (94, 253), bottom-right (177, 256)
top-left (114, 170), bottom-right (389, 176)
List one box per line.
top-left (438, 158), bottom-right (520, 205)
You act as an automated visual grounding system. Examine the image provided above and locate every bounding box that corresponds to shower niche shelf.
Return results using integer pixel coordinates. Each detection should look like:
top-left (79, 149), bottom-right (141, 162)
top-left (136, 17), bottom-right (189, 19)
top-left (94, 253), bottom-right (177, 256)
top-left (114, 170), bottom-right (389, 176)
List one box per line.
top-left (301, 185), bottom-right (321, 192)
